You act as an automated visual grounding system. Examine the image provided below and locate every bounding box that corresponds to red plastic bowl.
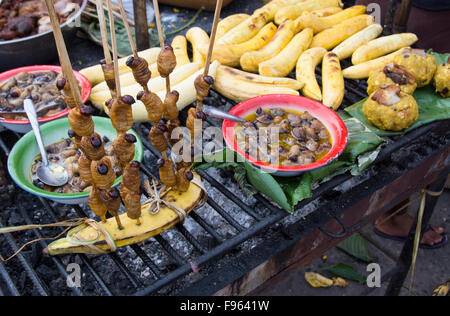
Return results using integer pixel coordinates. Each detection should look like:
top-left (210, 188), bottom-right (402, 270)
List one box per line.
top-left (0, 65), bottom-right (91, 132)
top-left (222, 94), bottom-right (348, 177)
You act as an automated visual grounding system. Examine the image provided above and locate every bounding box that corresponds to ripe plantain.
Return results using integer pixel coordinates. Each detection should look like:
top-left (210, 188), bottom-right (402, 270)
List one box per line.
top-left (202, 23), bottom-right (277, 67)
top-left (80, 47), bottom-right (161, 86)
top-left (186, 27), bottom-right (210, 66)
top-left (45, 174), bottom-right (205, 255)
top-left (322, 52), bottom-right (344, 110)
top-left (299, 5), bottom-right (367, 34)
top-left (240, 19), bottom-right (296, 73)
top-left (274, 0), bottom-right (343, 25)
top-left (342, 48), bottom-right (407, 79)
top-left (352, 33), bottom-right (418, 65)
top-left (216, 14), bottom-right (250, 40)
top-left (259, 27), bottom-right (314, 77)
top-left (217, 10), bottom-right (269, 45)
top-left (311, 14), bottom-right (374, 50)
top-left (296, 47), bottom-right (327, 101)
top-left (171, 35), bottom-right (191, 66)
top-left (332, 24), bottom-right (383, 60)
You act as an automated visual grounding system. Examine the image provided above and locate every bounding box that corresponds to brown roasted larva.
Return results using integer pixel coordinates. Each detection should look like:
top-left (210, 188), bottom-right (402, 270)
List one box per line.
top-left (68, 128), bottom-right (82, 149)
top-left (137, 90), bottom-right (164, 123)
top-left (157, 45), bottom-right (177, 78)
top-left (110, 95), bottom-right (135, 135)
top-left (68, 106), bottom-right (94, 136)
top-left (157, 157), bottom-right (177, 187)
top-left (122, 161), bottom-right (141, 192)
top-left (113, 133), bottom-right (136, 166)
top-left (80, 133), bottom-right (105, 161)
top-left (194, 74), bottom-right (214, 103)
top-left (149, 124), bottom-right (169, 153)
top-left (123, 190), bottom-right (142, 220)
top-left (186, 107), bottom-right (203, 139)
top-left (176, 168), bottom-right (193, 192)
top-left (100, 188), bottom-right (121, 218)
top-left (90, 157), bottom-right (115, 189)
top-left (100, 60), bottom-right (117, 97)
top-left (56, 78), bottom-right (78, 109)
top-left (163, 90), bottom-right (180, 120)
top-left (89, 186), bottom-right (107, 222)
top-left (126, 56), bottom-right (151, 89)
top-left (166, 119), bottom-right (181, 146)
top-left (78, 152), bottom-right (93, 184)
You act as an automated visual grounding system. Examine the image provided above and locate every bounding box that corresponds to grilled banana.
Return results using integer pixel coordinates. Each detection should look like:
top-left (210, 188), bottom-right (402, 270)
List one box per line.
top-left (186, 27), bottom-right (210, 66)
top-left (332, 24), bottom-right (383, 60)
top-left (274, 0), bottom-right (344, 25)
top-left (322, 52), bottom-right (344, 110)
top-left (217, 10), bottom-right (269, 45)
top-left (296, 47), bottom-right (327, 101)
top-left (216, 14), bottom-right (250, 40)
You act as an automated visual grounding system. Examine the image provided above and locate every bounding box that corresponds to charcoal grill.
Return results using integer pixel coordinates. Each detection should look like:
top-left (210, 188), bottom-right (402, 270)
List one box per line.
top-left (0, 0), bottom-right (449, 296)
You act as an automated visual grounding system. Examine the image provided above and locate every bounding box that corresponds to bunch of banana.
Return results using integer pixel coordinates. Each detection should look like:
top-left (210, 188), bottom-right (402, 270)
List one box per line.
top-left (45, 174), bottom-right (205, 255)
top-left (213, 65), bottom-right (303, 102)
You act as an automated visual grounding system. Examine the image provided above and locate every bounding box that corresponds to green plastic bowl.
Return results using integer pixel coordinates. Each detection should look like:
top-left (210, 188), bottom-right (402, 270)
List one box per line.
top-left (7, 116), bottom-right (144, 204)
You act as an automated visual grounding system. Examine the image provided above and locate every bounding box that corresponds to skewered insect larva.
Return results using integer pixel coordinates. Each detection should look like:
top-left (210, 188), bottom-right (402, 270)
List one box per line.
top-left (166, 119), bottom-right (181, 146)
top-left (68, 105), bottom-right (95, 137)
top-left (110, 95), bottom-right (135, 135)
top-left (186, 107), bottom-right (205, 139)
top-left (176, 168), bottom-right (193, 192)
top-left (122, 161), bottom-right (141, 192)
top-left (90, 157), bottom-right (115, 189)
top-left (157, 45), bottom-right (177, 78)
top-left (137, 90), bottom-right (164, 123)
top-left (113, 133), bottom-right (136, 166)
top-left (123, 190), bottom-right (142, 222)
top-left (126, 56), bottom-right (151, 90)
top-left (194, 74), bottom-right (214, 107)
top-left (157, 157), bottom-right (177, 187)
top-left (100, 188), bottom-right (123, 229)
top-left (80, 132), bottom-right (105, 161)
top-left (100, 59), bottom-right (117, 97)
top-left (149, 124), bottom-right (169, 153)
top-left (56, 78), bottom-right (78, 109)
top-left (78, 152), bottom-right (93, 184)
top-left (68, 128), bottom-right (82, 150)
top-left (163, 90), bottom-right (180, 120)
top-left (89, 186), bottom-right (107, 222)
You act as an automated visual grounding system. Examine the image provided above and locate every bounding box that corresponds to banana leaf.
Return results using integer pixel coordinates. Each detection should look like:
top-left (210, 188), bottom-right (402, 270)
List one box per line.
top-left (345, 53), bottom-right (450, 137)
top-left (194, 114), bottom-right (384, 213)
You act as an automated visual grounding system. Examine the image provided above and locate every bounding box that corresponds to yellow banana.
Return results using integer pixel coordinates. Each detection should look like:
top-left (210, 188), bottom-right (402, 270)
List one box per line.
top-left (342, 48), bottom-right (407, 79)
top-left (332, 24), bottom-right (383, 60)
top-left (186, 27), bottom-right (210, 66)
top-left (217, 10), bottom-right (269, 45)
top-left (259, 28), bottom-right (314, 77)
top-left (322, 52), bottom-right (344, 110)
top-left (214, 65), bottom-right (300, 102)
top-left (172, 35), bottom-right (191, 66)
top-left (45, 174), bottom-right (205, 255)
top-left (256, 0), bottom-right (308, 21)
top-left (216, 14), bottom-right (250, 39)
top-left (274, 0), bottom-right (343, 25)
top-left (296, 47), bottom-right (327, 101)
top-left (202, 23), bottom-right (277, 67)
top-left (240, 19), bottom-right (296, 73)
top-left (299, 5), bottom-right (367, 34)
top-left (352, 33), bottom-right (418, 64)
top-left (79, 47), bottom-right (161, 86)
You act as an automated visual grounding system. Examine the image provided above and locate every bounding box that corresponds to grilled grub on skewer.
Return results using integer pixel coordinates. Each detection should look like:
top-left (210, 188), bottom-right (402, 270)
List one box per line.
top-left (113, 133), bottom-right (136, 166)
top-left (100, 59), bottom-right (117, 97)
top-left (194, 75), bottom-right (214, 108)
top-left (166, 119), bottom-right (181, 146)
top-left (122, 161), bottom-right (141, 192)
top-left (126, 56), bottom-right (152, 90)
top-left (149, 124), bottom-right (169, 153)
top-left (110, 95), bottom-right (135, 135)
top-left (100, 188), bottom-right (123, 229)
top-left (157, 45), bottom-right (177, 78)
top-left (78, 152), bottom-right (93, 184)
top-left (90, 157), bottom-right (115, 189)
top-left (137, 90), bottom-right (164, 123)
top-left (80, 132), bottom-right (105, 161)
top-left (176, 168), bottom-right (193, 192)
top-left (123, 189), bottom-right (142, 222)
top-left (89, 186), bottom-right (108, 222)
top-left (68, 105), bottom-right (94, 136)
top-left (157, 157), bottom-right (177, 187)
top-left (56, 77), bottom-right (78, 109)
top-left (163, 90), bottom-right (179, 120)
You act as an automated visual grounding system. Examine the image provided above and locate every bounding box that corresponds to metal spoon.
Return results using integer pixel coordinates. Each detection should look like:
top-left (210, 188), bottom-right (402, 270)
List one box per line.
top-left (24, 98), bottom-right (68, 187)
top-left (0, 102), bottom-right (61, 116)
top-left (202, 105), bottom-right (247, 123)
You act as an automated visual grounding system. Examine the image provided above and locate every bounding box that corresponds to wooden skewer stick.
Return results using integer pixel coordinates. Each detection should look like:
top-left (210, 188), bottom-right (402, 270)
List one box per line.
top-left (43, 0), bottom-right (83, 107)
top-left (106, 0), bottom-right (121, 97)
top-left (152, 0), bottom-right (171, 93)
top-left (203, 0), bottom-right (223, 77)
top-left (95, 0), bottom-right (112, 63)
top-left (117, 0), bottom-right (138, 58)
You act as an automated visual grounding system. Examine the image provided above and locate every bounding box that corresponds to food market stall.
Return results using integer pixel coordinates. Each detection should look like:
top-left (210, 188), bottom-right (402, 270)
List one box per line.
top-left (0, 0), bottom-right (448, 296)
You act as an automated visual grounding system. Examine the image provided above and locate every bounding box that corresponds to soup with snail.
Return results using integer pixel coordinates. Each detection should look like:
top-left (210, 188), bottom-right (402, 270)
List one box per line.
top-left (235, 107), bottom-right (332, 166)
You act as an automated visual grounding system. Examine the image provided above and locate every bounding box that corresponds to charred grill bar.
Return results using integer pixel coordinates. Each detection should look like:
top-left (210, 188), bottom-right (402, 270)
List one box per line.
top-left (0, 0), bottom-right (448, 297)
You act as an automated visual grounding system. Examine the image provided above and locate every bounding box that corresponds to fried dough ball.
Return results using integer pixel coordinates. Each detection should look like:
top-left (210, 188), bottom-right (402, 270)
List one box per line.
top-left (367, 63), bottom-right (417, 95)
top-left (433, 60), bottom-right (450, 98)
top-left (393, 49), bottom-right (437, 88)
top-left (362, 85), bottom-right (418, 131)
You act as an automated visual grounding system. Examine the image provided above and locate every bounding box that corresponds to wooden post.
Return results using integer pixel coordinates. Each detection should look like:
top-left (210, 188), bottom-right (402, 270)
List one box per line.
top-left (133, 0), bottom-right (150, 50)
top-left (394, 0), bottom-right (412, 33)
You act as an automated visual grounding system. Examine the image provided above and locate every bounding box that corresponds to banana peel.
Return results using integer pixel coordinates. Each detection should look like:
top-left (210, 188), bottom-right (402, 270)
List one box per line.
top-left (304, 272), bottom-right (348, 288)
top-left (432, 281), bottom-right (449, 296)
top-left (45, 174), bottom-right (205, 255)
